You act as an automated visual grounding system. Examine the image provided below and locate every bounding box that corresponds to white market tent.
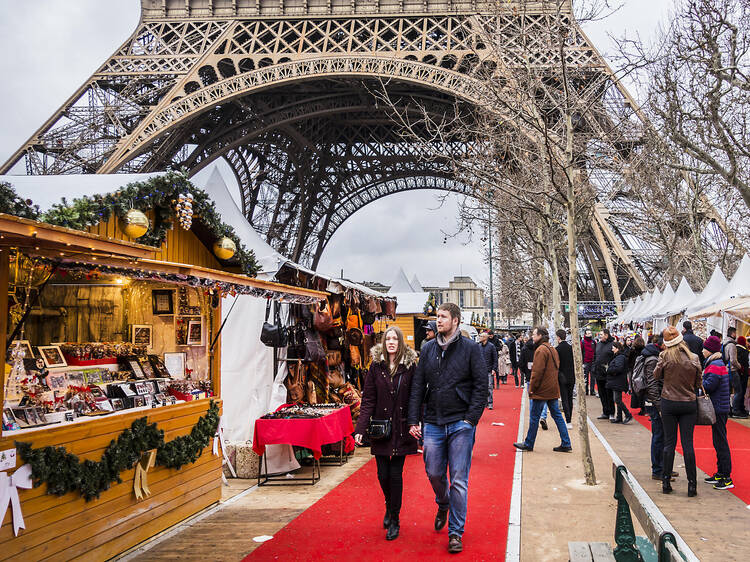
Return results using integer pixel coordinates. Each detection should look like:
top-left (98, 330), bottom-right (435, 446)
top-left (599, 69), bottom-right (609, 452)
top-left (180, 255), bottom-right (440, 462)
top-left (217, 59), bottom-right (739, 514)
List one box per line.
top-left (387, 292), bottom-right (429, 314)
top-left (685, 265), bottom-right (730, 317)
top-left (410, 274), bottom-right (424, 293)
top-left (689, 254), bottom-right (750, 319)
top-left (659, 277), bottom-right (697, 318)
top-left (613, 298), bottom-right (634, 323)
top-left (649, 283), bottom-right (675, 318)
top-left (618, 296), bottom-right (642, 324)
top-left (390, 267), bottom-right (415, 293)
top-left (633, 288), bottom-right (661, 322)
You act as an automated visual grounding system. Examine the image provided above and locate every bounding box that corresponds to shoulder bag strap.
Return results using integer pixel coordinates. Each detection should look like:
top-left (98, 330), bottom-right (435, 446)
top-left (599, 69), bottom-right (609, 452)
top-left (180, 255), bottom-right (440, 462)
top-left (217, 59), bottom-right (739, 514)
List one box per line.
top-left (265, 299), bottom-right (271, 322)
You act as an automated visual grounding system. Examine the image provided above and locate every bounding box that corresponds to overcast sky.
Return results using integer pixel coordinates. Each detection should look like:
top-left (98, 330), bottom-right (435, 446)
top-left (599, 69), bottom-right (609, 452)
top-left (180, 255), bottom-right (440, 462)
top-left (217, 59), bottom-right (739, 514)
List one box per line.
top-left (0, 0), bottom-right (671, 289)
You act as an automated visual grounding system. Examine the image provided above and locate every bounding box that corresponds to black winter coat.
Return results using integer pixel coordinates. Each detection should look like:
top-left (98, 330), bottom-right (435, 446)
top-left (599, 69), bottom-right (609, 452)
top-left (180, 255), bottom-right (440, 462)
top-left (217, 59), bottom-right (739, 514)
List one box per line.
top-left (593, 338), bottom-right (614, 380)
top-left (407, 335), bottom-right (487, 427)
top-left (683, 331), bottom-right (704, 366)
top-left (556, 341), bottom-right (575, 385)
top-left (605, 353), bottom-right (629, 391)
top-left (354, 344), bottom-right (419, 456)
top-left (640, 344), bottom-right (662, 405)
top-left (479, 341), bottom-right (498, 373)
top-left (507, 339), bottom-right (518, 367)
top-left (520, 340), bottom-right (535, 378)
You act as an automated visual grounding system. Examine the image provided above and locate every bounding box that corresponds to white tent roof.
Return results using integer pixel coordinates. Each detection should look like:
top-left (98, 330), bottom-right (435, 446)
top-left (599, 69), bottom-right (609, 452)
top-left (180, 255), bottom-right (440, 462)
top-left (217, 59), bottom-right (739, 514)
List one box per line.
top-left (725, 254), bottom-right (750, 298)
top-left (619, 296), bottom-right (642, 323)
top-left (390, 268), bottom-right (415, 293)
top-left (388, 292), bottom-right (429, 314)
top-left (199, 167), bottom-right (289, 279)
top-left (633, 288), bottom-right (661, 322)
top-left (614, 298), bottom-right (635, 324)
top-left (0, 172), bottom-right (166, 211)
top-left (660, 277), bottom-right (697, 318)
top-left (685, 265), bottom-right (730, 316)
top-left (410, 274), bottom-right (424, 293)
top-left (649, 282), bottom-right (675, 318)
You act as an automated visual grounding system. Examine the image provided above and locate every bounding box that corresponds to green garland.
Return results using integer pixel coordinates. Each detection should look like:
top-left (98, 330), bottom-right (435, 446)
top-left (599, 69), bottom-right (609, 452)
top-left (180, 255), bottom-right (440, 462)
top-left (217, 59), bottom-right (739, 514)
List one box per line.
top-left (16, 401), bottom-right (220, 501)
top-left (0, 172), bottom-right (259, 276)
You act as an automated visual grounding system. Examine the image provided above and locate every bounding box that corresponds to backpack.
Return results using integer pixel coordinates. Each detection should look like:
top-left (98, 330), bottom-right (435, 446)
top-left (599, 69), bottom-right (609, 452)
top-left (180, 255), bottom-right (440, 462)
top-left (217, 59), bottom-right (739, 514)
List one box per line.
top-left (631, 356), bottom-right (647, 396)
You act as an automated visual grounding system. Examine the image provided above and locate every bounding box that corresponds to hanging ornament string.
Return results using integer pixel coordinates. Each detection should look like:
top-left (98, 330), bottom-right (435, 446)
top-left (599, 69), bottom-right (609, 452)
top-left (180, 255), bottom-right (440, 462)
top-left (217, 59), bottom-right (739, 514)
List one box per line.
top-left (175, 192), bottom-right (193, 230)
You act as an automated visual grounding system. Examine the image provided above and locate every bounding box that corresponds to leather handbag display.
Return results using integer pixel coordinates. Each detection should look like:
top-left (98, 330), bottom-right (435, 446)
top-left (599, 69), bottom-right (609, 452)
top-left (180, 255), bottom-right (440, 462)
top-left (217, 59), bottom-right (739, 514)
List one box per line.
top-left (696, 386), bottom-right (716, 425)
top-left (304, 328), bottom-right (326, 363)
top-left (260, 300), bottom-right (287, 348)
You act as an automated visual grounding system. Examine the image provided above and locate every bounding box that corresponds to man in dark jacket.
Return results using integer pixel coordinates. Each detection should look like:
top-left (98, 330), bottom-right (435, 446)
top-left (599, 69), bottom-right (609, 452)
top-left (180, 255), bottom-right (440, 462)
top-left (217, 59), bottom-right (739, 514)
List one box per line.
top-left (592, 329), bottom-right (615, 420)
top-left (507, 335), bottom-right (519, 387)
top-left (479, 331), bottom-right (498, 410)
top-left (682, 321), bottom-right (704, 365)
top-left (638, 338), bottom-right (665, 479)
top-left (408, 303), bottom-right (487, 554)
top-left (556, 329), bottom-right (575, 425)
top-left (520, 336), bottom-right (535, 386)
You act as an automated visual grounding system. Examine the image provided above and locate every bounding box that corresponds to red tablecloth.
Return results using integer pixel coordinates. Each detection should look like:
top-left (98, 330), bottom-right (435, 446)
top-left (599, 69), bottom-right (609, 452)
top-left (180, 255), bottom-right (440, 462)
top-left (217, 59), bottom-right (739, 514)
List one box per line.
top-left (253, 405), bottom-right (353, 460)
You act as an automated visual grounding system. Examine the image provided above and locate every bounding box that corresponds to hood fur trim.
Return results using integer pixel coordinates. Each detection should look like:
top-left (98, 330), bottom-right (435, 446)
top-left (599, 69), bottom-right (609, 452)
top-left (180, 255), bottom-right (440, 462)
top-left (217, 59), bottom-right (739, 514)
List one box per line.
top-left (370, 343), bottom-right (417, 368)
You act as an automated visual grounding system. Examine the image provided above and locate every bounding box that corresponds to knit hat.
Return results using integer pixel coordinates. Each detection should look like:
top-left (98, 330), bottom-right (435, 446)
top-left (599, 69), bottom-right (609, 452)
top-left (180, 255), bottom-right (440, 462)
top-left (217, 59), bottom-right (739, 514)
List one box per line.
top-left (425, 320), bottom-right (437, 333)
top-left (703, 335), bottom-right (721, 354)
top-left (662, 326), bottom-right (683, 348)
top-left (738, 335), bottom-right (747, 347)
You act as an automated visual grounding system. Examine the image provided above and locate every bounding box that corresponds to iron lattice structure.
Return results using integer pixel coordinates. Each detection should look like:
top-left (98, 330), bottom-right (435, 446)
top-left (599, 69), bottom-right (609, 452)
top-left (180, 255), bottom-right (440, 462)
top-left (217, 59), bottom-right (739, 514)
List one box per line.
top-left (2, 0), bottom-right (703, 300)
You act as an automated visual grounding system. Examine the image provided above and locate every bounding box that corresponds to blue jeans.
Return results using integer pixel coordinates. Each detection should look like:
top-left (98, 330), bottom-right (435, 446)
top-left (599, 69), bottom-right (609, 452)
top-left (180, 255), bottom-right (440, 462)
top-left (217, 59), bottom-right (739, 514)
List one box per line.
top-left (423, 420), bottom-right (476, 536)
top-left (540, 403), bottom-right (548, 420)
top-left (647, 405), bottom-right (664, 477)
top-left (524, 399), bottom-right (571, 449)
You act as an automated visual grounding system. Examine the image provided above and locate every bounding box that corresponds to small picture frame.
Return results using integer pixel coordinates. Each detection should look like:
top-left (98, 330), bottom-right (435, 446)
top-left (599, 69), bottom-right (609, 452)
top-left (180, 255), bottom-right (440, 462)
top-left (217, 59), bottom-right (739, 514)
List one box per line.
top-left (152, 289), bottom-right (174, 315)
top-left (187, 320), bottom-right (203, 346)
top-left (148, 355), bottom-right (170, 378)
top-left (111, 398), bottom-right (124, 411)
top-left (139, 357), bottom-right (155, 379)
top-left (124, 356), bottom-right (146, 380)
top-left (163, 352), bottom-right (186, 379)
top-left (38, 345), bottom-right (67, 369)
top-left (133, 396), bottom-right (146, 408)
top-left (134, 382), bottom-right (148, 395)
top-left (143, 395), bottom-right (153, 407)
top-left (131, 324), bottom-right (153, 347)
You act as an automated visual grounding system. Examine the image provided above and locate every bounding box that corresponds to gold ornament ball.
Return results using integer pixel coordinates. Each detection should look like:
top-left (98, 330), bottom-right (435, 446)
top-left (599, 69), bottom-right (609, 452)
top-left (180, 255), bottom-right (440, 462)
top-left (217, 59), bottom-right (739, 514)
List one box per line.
top-left (122, 209), bottom-right (149, 239)
top-left (213, 237), bottom-right (237, 260)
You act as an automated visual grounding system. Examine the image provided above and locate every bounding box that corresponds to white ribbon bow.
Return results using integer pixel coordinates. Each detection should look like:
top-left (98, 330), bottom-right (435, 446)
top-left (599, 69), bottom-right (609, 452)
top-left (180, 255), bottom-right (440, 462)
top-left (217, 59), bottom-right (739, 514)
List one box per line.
top-left (213, 416), bottom-right (236, 477)
top-left (0, 464), bottom-right (32, 536)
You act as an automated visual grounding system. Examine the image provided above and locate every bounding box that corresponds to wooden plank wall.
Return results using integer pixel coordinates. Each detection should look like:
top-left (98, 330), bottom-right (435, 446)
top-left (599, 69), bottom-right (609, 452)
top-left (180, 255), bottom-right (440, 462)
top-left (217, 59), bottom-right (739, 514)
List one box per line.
top-left (0, 400), bottom-right (222, 561)
top-left (87, 216), bottom-right (222, 270)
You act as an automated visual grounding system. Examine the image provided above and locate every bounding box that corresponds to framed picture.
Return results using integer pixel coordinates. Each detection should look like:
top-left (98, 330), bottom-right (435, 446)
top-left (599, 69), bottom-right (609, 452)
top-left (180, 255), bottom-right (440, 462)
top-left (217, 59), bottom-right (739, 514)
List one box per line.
top-left (134, 382), bottom-right (148, 395)
top-left (9, 340), bottom-right (33, 360)
top-left (90, 386), bottom-right (105, 399)
top-left (155, 393), bottom-right (167, 405)
top-left (139, 357), bottom-right (154, 379)
top-left (152, 290), bottom-right (174, 315)
top-left (143, 395), bottom-right (153, 407)
top-left (46, 373), bottom-right (68, 391)
top-left (163, 352), bottom-right (186, 379)
top-left (156, 380), bottom-right (168, 393)
top-left (133, 396), bottom-right (146, 408)
top-left (148, 355), bottom-right (170, 378)
top-left (131, 325), bottom-right (153, 347)
top-left (187, 320), bottom-right (203, 346)
top-left (38, 345), bottom-right (67, 368)
top-left (111, 398), bottom-right (124, 411)
top-left (124, 356), bottom-right (146, 379)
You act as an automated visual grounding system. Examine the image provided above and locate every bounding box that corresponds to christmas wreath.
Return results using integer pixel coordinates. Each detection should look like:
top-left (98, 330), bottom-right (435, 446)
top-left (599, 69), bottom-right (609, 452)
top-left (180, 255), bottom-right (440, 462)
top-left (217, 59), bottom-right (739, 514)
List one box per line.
top-left (16, 401), bottom-right (220, 501)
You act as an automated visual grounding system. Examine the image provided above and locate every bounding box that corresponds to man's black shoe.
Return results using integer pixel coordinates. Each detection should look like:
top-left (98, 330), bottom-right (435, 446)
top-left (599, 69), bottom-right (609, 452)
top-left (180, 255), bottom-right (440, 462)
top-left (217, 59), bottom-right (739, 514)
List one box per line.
top-left (448, 534), bottom-right (463, 553)
top-left (513, 442), bottom-right (532, 451)
top-left (596, 414), bottom-right (608, 420)
top-left (434, 508), bottom-right (449, 531)
top-left (553, 445), bottom-right (572, 453)
top-left (386, 519), bottom-right (400, 540)
top-left (539, 419), bottom-right (548, 430)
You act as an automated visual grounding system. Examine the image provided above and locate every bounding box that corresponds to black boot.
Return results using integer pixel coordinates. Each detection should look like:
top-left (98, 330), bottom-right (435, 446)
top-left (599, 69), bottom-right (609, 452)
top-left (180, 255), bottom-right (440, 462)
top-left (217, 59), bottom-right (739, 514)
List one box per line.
top-left (662, 477), bottom-right (673, 494)
top-left (688, 481), bottom-right (697, 497)
top-left (383, 504), bottom-right (392, 529)
top-left (386, 516), bottom-right (400, 540)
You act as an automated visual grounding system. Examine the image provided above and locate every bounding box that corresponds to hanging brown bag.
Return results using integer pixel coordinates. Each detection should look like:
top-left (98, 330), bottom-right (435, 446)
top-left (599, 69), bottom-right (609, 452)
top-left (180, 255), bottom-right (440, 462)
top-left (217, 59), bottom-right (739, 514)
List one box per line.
top-left (329, 294), bottom-right (343, 320)
top-left (285, 360), bottom-right (306, 403)
top-left (304, 328), bottom-right (326, 363)
top-left (313, 301), bottom-right (335, 333)
top-left (383, 299), bottom-right (396, 319)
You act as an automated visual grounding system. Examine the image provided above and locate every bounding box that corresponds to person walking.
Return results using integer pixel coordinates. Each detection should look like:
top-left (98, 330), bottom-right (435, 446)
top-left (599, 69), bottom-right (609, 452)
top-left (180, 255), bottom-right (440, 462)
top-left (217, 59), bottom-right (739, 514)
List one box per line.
top-left (702, 335), bottom-right (734, 490)
top-left (629, 335), bottom-right (646, 415)
top-left (419, 320), bottom-right (437, 352)
top-left (496, 337), bottom-right (510, 386)
top-left (581, 329), bottom-right (597, 395)
top-left (407, 303), bottom-right (487, 554)
top-left (606, 341), bottom-right (633, 424)
top-left (513, 326), bottom-right (572, 453)
top-left (354, 326), bottom-right (419, 540)
top-left (723, 327), bottom-right (746, 418)
top-left (556, 329), bottom-right (575, 428)
top-left (593, 329), bottom-right (615, 420)
top-left (736, 336), bottom-right (749, 417)
top-left (479, 331), bottom-right (498, 410)
top-left (653, 326), bottom-right (702, 496)
top-left (637, 336), bottom-right (668, 480)
top-left (507, 334), bottom-right (520, 387)
top-left (519, 334), bottom-right (534, 387)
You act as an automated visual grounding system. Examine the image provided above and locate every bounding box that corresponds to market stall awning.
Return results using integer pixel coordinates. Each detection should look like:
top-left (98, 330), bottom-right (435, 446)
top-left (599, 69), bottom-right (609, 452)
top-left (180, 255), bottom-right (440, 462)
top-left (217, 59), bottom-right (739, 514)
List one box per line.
top-left (659, 277), bottom-right (696, 318)
top-left (723, 297), bottom-right (750, 322)
top-left (685, 265), bottom-right (729, 317)
top-left (649, 282), bottom-right (675, 318)
top-left (633, 288), bottom-right (661, 322)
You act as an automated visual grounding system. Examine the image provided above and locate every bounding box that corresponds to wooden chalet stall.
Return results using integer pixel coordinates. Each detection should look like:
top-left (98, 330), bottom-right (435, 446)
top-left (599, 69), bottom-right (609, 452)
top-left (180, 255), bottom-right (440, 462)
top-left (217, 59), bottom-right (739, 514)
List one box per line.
top-left (0, 213), bottom-right (325, 560)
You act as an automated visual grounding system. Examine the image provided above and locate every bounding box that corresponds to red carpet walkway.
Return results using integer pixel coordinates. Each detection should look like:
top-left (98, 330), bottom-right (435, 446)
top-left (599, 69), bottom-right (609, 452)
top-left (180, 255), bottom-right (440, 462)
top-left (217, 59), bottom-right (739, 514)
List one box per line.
top-left (246, 384), bottom-right (523, 561)
top-left (628, 396), bottom-right (750, 504)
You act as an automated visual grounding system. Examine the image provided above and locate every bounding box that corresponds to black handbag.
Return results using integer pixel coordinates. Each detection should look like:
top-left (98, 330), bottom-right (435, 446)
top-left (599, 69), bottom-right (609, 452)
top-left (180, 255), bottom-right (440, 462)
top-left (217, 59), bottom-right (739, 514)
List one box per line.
top-left (696, 386), bottom-right (717, 426)
top-left (260, 300), bottom-right (288, 348)
top-left (287, 324), bottom-right (306, 359)
top-left (303, 328), bottom-right (326, 362)
top-left (366, 372), bottom-right (403, 441)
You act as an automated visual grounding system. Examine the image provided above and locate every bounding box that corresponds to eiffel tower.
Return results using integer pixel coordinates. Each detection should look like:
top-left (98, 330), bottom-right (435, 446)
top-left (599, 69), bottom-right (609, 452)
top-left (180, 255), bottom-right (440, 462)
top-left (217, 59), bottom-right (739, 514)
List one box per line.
top-left (2, 0), bottom-right (683, 303)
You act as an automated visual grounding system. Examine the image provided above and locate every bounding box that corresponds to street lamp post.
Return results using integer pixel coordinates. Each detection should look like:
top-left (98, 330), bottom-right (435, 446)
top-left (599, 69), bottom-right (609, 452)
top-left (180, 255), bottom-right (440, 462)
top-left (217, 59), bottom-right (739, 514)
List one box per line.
top-left (488, 213), bottom-right (495, 330)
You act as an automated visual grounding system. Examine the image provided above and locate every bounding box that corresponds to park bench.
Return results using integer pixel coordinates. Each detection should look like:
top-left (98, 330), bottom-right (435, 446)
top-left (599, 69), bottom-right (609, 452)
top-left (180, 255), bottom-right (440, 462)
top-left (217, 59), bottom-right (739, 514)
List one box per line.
top-left (568, 463), bottom-right (698, 561)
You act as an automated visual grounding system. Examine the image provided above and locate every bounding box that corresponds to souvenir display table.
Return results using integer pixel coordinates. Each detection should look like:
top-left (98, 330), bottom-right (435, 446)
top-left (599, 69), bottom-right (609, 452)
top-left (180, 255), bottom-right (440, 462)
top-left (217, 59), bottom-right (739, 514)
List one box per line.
top-left (253, 404), bottom-right (353, 485)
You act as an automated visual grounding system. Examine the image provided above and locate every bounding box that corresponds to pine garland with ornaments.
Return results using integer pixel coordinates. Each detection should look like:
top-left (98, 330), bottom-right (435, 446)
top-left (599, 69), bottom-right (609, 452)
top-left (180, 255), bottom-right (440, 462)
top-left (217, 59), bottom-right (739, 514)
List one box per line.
top-left (16, 401), bottom-right (220, 501)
